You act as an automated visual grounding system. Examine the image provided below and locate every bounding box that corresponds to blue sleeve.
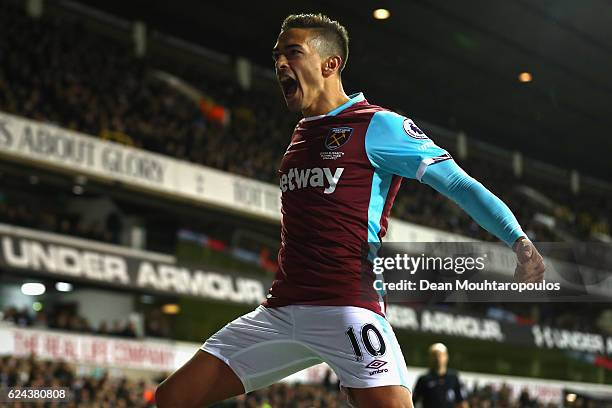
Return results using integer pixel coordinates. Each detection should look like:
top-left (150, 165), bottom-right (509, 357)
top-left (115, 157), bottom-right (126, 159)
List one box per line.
top-left (421, 159), bottom-right (525, 247)
top-left (365, 111), bottom-right (451, 180)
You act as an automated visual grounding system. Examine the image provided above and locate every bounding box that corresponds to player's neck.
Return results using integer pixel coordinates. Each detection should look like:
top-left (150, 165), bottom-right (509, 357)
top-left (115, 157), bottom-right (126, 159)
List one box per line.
top-left (435, 367), bottom-right (447, 376)
top-left (302, 82), bottom-right (350, 118)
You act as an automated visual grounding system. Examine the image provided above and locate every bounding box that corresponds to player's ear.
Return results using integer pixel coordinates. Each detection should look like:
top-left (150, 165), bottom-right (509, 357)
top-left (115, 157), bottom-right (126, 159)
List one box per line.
top-left (322, 55), bottom-right (342, 78)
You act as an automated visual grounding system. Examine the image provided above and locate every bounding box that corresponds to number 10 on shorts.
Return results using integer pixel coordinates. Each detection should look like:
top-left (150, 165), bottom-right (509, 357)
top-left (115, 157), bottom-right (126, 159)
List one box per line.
top-left (346, 324), bottom-right (387, 361)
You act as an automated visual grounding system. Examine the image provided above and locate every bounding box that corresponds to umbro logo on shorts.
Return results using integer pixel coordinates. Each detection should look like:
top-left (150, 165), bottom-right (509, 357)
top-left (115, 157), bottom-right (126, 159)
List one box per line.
top-left (365, 360), bottom-right (388, 369)
top-left (366, 359), bottom-right (389, 375)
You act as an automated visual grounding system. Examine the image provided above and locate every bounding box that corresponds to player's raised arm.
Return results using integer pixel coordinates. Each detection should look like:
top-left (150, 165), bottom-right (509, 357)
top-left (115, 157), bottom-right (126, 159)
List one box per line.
top-left (420, 159), bottom-right (545, 282)
top-left (364, 111), bottom-right (545, 282)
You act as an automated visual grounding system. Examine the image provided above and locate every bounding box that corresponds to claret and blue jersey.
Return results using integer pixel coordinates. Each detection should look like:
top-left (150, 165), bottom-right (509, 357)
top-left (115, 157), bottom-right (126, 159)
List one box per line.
top-left (264, 92), bottom-right (525, 316)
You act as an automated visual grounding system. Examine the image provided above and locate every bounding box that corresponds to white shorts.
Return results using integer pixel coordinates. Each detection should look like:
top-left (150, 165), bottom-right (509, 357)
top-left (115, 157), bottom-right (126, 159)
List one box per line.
top-left (202, 305), bottom-right (410, 393)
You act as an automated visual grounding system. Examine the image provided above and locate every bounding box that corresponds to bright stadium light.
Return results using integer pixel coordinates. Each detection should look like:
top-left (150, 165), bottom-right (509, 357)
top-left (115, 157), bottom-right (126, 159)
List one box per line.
top-left (55, 282), bottom-right (73, 292)
top-left (518, 71), bottom-right (532, 83)
top-left (162, 304), bottom-right (180, 314)
top-left (21, 282), bottom-right (46, 296)
top-left (373, 8), bottom-right (390, 20)
top-left (566, 393), bottom-right (577, 402)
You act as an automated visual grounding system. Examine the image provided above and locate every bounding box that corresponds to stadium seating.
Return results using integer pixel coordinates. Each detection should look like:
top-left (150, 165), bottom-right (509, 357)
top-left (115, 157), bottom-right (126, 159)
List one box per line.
top-left (0, 355), bottom-right (560, 407)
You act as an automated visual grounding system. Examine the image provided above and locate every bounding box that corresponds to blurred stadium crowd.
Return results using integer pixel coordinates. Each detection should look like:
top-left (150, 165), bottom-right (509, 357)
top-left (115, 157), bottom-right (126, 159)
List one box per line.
top-left (1, 304), bottom-right (172, 339)
top-left (1, 1), bottom-right (611, 246)
top-left (217, 378), bottom-right (559, 408)
top-left (0, 355), bottom-right (157, 407)
top-left (0, 189), bottom-right (121, 244)
top-left (0, 355), bottom-right (560, 408)
top-left (3, 299), bottom-right (611, 341)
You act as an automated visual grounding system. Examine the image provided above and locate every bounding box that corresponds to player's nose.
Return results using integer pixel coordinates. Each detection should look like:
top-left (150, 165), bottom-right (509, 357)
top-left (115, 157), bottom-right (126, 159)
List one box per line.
top-left (275, 54), bottom-right (289, 72)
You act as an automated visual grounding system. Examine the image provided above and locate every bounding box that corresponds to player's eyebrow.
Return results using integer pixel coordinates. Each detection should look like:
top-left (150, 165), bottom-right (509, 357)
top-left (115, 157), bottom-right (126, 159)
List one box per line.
top-left (272, 44), bottom-right (304, 58)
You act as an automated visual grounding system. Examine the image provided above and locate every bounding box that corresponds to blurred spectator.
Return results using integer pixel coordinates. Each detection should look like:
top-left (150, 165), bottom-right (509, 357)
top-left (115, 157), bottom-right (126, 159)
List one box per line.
top-left (145, 310), bottom-right (171, 338)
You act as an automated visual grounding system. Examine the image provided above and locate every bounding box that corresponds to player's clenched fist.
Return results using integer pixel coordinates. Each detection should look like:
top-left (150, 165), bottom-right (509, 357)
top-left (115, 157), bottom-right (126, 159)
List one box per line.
top-left (513, 238), bottom-right (545, 283)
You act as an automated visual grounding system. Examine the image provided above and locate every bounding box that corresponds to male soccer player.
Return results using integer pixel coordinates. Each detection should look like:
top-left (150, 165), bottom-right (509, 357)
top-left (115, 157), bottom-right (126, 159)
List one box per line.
top-left (412, 343), bottom-right (468, 408)
top-left (156, 13), bottom-right (545, 408)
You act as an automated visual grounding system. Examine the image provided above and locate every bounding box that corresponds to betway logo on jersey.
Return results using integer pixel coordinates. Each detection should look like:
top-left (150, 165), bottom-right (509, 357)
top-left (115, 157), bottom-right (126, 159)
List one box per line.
top-left (279, 167), bottom-right (344, 194)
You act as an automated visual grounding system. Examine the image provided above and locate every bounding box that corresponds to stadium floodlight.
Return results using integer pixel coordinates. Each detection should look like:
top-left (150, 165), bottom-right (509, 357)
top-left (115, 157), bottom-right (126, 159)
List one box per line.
top-left (373, 8), bottom-right (390, 20)
top-left (21, 282), bottom-right (46, 296)
top-left (518, 71), bottom-right (533, 83)
top-left (55, 282), bottom-right (73, 292)
top-left (162, 304), bottom-right (180, 314)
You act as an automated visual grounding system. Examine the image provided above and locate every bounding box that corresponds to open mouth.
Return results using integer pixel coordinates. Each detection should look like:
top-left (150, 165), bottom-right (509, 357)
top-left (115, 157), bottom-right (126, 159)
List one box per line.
top-left (280, 77), bottom-right (299, 99)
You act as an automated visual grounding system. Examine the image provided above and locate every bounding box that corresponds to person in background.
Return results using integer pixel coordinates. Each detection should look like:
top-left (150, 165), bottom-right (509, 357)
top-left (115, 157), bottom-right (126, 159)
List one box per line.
top-left (412, 343), bottom-right (469, 408)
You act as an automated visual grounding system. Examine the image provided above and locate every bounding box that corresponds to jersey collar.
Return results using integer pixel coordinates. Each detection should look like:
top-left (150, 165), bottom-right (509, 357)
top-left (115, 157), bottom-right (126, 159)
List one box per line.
top-left (302, 92), bottom-right (365, 122)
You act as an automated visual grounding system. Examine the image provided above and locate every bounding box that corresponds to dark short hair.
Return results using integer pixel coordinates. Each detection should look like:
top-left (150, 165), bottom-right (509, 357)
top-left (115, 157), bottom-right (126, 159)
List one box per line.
top-left (281, 13), bottom-right (349, 72)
